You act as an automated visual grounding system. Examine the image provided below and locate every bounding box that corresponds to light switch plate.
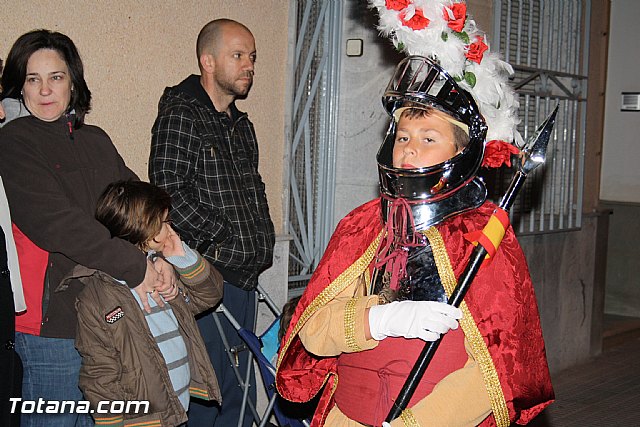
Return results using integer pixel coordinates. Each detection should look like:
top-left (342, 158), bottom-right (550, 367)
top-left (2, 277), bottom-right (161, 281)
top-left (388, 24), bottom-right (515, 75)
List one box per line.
top-left (346, 39), bottom-right (363, 57)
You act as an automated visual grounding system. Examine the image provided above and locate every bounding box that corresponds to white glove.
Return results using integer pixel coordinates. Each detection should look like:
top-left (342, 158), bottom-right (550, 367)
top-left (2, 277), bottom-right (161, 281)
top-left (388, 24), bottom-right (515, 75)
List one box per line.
top-left (382, 423), bottom-right (391, 427)
top-left (368, 300), bottom-right (462, 342)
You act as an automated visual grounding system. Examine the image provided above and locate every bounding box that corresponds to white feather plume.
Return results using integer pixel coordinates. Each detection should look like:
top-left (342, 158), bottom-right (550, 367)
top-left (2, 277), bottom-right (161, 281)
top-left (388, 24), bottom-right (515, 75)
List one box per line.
top-left (369, 0), bottom-right (521, 145)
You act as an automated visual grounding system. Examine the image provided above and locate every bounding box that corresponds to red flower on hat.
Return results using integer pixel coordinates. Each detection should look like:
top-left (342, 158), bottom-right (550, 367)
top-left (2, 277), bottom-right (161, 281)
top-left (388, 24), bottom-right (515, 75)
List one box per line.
top-left (386, 0), bottom-right (411, 11)
top-left (483, 140), bottom-right (521, 168)
top-left (466, 36), bottom-right (489, 64)
top-left (444, 3), bottom-right (467, 32)
top-left (401, 8), bottom-right (430, 30)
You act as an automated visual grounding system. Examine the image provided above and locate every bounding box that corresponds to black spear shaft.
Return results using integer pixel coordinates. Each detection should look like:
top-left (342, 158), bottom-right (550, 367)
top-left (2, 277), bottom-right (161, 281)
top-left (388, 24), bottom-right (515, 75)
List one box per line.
top-left (385, 106), bottom-right (558, 423)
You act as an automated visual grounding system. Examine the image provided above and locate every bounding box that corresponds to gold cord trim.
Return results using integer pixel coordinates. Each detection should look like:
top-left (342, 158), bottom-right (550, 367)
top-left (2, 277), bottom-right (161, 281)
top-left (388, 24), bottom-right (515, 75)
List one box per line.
top-left (399, 408), bottom-right (420, 426)
top-left (344, 297), bottom-right (361, 351)
top-left (423, 227), bottom-right (510, 427)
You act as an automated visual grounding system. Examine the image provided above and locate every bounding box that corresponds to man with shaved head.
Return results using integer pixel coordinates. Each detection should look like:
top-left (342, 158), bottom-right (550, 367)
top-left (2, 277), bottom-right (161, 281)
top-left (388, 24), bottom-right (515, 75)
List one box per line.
top-left (150, 18), bottom-right (275, 427)
top-left (196, 19), bottom-right (256, 108)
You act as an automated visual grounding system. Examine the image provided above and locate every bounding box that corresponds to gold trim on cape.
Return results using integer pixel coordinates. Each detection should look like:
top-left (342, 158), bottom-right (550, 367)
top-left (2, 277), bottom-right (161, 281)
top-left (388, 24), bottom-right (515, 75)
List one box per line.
top-left (423, 226), bottom-right (510, 427)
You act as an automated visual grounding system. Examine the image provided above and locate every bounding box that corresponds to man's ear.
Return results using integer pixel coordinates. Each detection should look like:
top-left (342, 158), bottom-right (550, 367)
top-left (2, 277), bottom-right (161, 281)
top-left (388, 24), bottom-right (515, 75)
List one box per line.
top-left (200, 53), bottom-right (215, 74)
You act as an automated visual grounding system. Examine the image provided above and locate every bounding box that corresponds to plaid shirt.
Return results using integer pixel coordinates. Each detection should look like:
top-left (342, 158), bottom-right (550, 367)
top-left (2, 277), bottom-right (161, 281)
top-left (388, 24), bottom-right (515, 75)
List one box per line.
top-left (150, 75), bottom-right (275, 290)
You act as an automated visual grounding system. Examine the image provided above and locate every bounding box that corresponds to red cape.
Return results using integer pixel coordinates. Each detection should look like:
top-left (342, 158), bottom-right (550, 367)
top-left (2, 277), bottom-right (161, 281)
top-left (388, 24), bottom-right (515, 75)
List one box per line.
top-left (276, 199), bottom-right (553, 426)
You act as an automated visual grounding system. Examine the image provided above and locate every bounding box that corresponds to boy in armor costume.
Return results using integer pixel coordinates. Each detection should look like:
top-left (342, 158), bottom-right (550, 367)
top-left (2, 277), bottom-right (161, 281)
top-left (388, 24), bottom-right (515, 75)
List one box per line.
top-left (275, 52), bottom-right (553, 427)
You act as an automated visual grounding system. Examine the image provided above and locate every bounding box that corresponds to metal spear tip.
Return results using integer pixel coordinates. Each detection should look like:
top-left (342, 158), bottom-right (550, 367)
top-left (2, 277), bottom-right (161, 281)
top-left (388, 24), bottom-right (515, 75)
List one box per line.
top-left (519, 104), bottom-right (559, 175)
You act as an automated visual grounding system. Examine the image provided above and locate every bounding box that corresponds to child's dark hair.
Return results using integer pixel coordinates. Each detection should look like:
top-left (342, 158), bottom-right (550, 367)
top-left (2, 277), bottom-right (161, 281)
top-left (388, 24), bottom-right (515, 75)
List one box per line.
top-left (96, 180), bottom-right (171, 250)
top-left (278, 295), bottom-right (302, 343)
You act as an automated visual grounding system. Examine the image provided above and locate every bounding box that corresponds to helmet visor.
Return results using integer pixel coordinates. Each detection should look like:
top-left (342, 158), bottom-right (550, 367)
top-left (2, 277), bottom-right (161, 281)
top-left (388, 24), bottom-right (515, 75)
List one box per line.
top-left (377, 56), bottom-right (487, 202)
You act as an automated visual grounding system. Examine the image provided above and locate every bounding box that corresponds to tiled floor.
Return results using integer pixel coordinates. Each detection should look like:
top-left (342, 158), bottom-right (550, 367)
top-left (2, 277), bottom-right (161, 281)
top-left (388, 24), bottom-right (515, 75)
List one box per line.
top-left (528, 322), bottom-right (640, 427)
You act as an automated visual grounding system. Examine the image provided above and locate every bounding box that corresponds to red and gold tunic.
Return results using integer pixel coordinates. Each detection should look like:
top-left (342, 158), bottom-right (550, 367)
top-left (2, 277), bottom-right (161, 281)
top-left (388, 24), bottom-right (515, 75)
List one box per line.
top-left (276, 199), bottom-right (553, 426)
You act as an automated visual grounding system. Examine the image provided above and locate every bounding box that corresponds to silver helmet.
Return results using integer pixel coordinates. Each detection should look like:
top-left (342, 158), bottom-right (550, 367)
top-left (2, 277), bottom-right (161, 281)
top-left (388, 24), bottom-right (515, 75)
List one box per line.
top-left (377, 56), bottom-right (488, 229)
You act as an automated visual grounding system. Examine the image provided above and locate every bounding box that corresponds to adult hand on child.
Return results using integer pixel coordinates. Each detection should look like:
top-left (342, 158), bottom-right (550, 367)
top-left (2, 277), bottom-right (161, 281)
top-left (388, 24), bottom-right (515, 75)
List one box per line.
top-left (154, 257), bottom-right (179, 302)
top-left (133, 259), bottom-right (167, 313)
top-left (368, 300), bottom-right (462, 342)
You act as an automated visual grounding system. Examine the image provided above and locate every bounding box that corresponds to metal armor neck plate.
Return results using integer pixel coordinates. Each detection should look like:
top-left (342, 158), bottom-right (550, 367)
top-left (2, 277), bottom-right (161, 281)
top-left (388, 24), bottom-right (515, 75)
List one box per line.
top-left (381, 177), bottom-right (487, 230)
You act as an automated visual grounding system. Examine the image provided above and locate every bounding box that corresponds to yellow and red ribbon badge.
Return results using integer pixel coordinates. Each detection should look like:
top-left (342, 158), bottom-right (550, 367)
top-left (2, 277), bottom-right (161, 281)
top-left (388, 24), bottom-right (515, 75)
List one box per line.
top-left (464, 208), bottom-right (510, 263)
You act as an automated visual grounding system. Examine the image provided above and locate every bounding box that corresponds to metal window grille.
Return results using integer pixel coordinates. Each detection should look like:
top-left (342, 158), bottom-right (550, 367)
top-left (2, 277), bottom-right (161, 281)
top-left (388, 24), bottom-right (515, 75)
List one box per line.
top-left (286, 1), bottom-right (342, 292)
top-left (487, 0), bottom-right (590, 233)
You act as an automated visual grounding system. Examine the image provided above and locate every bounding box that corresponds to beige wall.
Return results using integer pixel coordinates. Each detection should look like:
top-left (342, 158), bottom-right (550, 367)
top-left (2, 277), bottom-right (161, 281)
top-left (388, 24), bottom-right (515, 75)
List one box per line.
top-left (0, 0), bottom-right (289, 232)
top-left (467, 0), bottom-right (493, 34)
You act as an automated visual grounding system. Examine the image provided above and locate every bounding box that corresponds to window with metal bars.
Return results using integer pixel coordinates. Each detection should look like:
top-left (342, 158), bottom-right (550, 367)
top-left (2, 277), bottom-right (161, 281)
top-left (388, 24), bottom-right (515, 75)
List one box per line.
top-left (286, 1), bottom-right (342, 291)
top-left (485, 0), bottom-right (589, 233)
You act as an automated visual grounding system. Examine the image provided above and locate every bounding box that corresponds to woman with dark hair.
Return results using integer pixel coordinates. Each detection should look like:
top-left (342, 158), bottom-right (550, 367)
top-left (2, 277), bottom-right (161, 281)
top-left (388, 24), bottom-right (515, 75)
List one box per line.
top-left (0, 29), bottom-right (91, 126)
top-left (0, 29), bottom-right (175, 427)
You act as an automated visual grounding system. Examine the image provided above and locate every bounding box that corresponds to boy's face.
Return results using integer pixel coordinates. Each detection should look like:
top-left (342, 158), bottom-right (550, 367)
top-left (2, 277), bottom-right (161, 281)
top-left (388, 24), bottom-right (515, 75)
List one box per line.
top-left (392, 110), bottom-right (460, 169)
top-left (146, 210), bottom-right (172, 252)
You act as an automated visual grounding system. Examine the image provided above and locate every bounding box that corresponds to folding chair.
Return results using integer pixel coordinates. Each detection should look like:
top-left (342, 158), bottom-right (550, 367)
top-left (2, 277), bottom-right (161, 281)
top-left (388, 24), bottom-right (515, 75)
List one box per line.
top-left (214, 284), bottom-right (309, 427)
